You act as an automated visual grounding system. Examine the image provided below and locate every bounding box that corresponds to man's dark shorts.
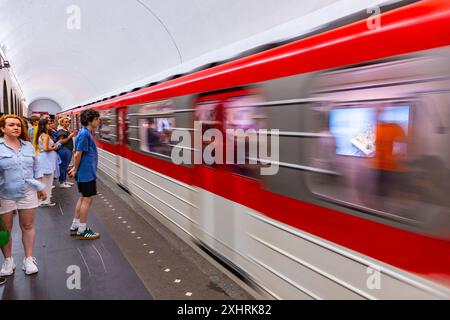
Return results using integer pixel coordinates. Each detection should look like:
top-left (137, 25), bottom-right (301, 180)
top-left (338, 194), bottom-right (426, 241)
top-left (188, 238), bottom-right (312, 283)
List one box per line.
top-left (77, 180), bottom-right (97, 197)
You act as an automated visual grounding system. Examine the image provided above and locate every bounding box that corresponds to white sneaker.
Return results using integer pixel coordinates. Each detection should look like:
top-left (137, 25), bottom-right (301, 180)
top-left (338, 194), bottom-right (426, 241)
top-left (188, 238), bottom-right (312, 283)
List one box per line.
top-left (51, 185), bottom-right (56, 189)
top-left (22, 257), bottom-right (38, 275)
top-left (0, 257), bottom-right (16, 276)
top-left (66, 181), bottom-right (75, 186)
top-left (59, 182), bottom-right (71, 189)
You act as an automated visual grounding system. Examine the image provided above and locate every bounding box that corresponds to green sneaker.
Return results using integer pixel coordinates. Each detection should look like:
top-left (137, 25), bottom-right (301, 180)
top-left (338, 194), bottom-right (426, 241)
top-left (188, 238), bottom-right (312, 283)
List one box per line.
top-left (69, 227), bottom-right (78, 236)
top-left (76, 228), bottom-right (100, 240)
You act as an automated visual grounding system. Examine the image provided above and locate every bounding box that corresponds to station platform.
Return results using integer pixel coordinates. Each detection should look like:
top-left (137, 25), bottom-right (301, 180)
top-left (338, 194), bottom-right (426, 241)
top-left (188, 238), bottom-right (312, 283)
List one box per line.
top-left (0, 172), bottom-right (255, 300)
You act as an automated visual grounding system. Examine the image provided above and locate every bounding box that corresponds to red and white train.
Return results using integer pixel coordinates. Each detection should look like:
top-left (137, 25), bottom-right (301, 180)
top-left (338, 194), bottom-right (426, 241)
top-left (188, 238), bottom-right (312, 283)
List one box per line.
top-left (58, 0), bottom-right (450, 299)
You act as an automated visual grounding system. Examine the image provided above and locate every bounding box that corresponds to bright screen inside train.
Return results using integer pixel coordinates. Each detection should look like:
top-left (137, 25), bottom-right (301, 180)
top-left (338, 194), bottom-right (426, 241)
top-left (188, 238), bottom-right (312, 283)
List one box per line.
top-left (329, 106), bottom-right (409, 157)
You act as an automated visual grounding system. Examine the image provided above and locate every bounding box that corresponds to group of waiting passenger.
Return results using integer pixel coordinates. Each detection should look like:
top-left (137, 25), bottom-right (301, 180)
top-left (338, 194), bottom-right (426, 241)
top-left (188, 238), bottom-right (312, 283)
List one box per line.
top-left (0, 109), bottom-right (101, 285)
top-left (26, 113), bottom-right (76, 206)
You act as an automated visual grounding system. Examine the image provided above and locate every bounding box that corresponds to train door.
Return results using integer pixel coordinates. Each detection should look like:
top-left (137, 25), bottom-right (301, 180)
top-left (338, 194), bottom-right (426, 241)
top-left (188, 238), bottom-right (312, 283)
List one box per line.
top-left (116, 107), bottom-right (129, 191)
top-left (192, 92), bottom-right (239, 255)
top-left (192, 89), bottom-right (267, 260)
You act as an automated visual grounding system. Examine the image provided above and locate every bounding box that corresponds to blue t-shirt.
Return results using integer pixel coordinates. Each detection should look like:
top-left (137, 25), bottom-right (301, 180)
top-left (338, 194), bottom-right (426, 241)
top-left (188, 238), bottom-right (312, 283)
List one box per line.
top-left (75, 127), bottom-right (98, 183)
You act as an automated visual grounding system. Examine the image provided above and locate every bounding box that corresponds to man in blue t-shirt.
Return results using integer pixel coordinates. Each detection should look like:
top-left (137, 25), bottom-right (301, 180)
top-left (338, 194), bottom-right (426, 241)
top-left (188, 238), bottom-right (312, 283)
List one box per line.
top-left (68, 109), bottom-right (101, 239)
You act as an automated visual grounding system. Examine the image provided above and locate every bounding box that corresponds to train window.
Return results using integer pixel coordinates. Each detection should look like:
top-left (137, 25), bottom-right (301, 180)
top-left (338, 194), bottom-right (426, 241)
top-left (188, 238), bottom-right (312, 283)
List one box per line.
top-left (224, 94), bottom-right (267, 178)
top-left (125, 111), bottom-right (131, 147)
top-left (307, 102), bottom-right (419, 223)
top-left (329, 105), bottom-right (409, 157)
top-left (75, 114), bottom-right (80, 131)
top-left (117, 109), bottom-right (130, 146)
top-left (69, 115), bottom-right (74, 130)
top-left (195, 100), bottom-right (218, 128)
top-left (194, 98), bottom-right (221, 167)
top-left (96, 109), bottom-right (117, 144)
top-left (138, 100), bottom-right (174, 158)
top-left (225, 95), bottom-right (266, 130)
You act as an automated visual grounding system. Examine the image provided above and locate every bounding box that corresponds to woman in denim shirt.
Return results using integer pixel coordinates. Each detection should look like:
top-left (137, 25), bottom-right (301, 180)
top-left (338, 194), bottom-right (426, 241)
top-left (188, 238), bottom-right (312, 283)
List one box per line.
top-left (0, 115), bottom-right (47, 277)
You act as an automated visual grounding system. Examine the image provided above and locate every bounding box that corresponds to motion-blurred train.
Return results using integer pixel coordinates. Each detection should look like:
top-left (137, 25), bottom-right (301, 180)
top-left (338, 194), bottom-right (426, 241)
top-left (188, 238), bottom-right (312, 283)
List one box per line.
top-left (58, 0), bottom-right (450, 299)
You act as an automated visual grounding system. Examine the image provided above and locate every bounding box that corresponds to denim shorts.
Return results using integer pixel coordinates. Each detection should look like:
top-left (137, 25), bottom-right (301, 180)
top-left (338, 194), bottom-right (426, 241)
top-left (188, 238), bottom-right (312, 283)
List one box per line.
top-left (0, 186), bottom-right (39, 214)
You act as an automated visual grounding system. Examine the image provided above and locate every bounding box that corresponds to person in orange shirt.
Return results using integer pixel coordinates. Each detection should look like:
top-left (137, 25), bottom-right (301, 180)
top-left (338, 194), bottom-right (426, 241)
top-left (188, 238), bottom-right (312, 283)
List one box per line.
top-left (373, 116), bottom-right (407, 197)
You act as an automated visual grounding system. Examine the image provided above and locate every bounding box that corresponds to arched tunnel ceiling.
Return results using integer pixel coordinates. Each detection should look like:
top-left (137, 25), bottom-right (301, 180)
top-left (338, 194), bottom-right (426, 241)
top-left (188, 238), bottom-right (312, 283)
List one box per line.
top-left (0, 0), bottom-right (388, 110)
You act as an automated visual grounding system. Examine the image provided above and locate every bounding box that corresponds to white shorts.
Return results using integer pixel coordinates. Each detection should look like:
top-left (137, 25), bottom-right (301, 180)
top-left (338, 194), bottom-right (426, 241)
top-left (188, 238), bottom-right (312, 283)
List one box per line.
top-left (0, 186), bottom-right (39, 214)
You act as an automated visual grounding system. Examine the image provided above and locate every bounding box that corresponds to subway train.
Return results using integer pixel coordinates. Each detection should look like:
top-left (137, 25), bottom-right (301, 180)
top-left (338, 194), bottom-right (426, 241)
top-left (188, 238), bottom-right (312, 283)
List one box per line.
top-left (58, 0), bottom-right (450, 299)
